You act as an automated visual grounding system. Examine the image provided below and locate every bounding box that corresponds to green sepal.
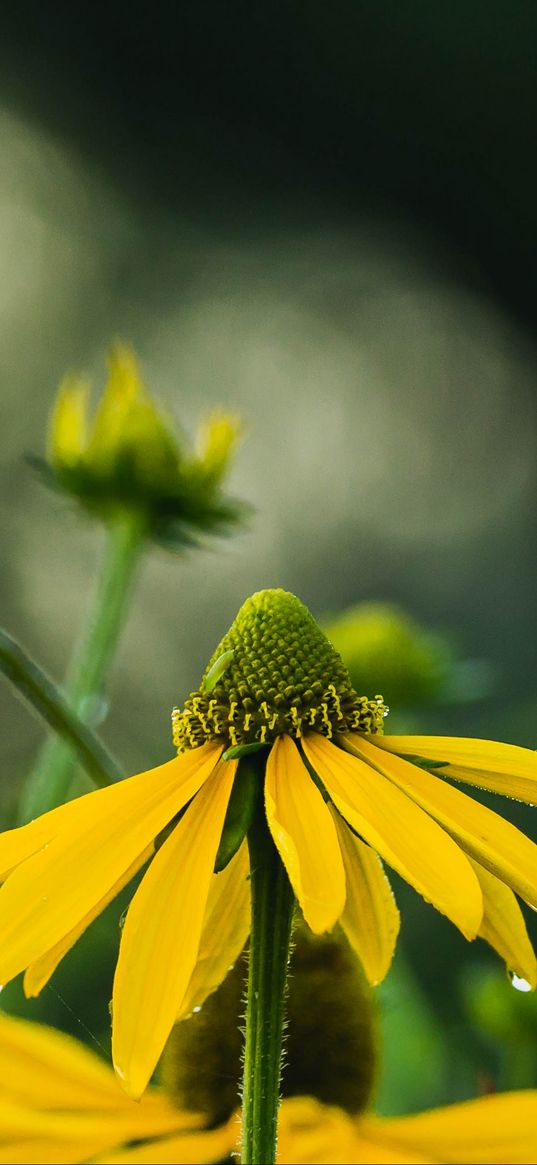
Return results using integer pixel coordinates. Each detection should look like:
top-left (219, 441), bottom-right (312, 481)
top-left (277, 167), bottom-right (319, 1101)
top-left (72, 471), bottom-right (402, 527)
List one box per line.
top-left (223, 740), bottom-right (267, 761)
top-left (297, 741), bottom-right (331, 802)
top-left (214, 756), bottom-right (260, 873)
top-left (399, 754), bottom-right (448, 770)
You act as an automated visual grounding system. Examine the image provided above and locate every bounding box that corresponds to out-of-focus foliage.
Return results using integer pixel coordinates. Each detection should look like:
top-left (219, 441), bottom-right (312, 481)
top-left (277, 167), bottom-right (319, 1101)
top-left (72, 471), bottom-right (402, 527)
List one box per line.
top-left (463, 966), bottom-right (537, 1093)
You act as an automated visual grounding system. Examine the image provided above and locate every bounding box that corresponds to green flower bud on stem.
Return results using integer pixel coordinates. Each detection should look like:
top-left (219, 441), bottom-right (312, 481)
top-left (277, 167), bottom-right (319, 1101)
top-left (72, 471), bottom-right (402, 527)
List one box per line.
top-left (41, 343), bottom-right (247, 547)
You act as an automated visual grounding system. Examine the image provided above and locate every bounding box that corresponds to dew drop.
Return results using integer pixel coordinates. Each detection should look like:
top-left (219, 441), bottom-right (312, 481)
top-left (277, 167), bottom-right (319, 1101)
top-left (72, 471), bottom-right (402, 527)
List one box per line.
top-left (510, 972), bottom-right (532, 992)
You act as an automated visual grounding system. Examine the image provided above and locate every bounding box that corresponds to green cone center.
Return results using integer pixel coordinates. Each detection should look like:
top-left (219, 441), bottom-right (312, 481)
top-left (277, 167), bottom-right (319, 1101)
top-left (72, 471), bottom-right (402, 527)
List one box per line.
top-left (173, 588), bottom-right (387, 751)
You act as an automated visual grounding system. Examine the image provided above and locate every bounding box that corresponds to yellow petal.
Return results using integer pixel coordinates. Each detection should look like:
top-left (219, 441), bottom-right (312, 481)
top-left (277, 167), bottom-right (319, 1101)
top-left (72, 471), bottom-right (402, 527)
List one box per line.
top-left (89, 344), bottom-right (144, 453)
top-left (330, 809), bottom-right (400, 985)
top-left (369, 735), bottom-right (537, 805)
top-left (469, 858), bottom-right (537, 988)
top-left (0, 794), bottom-right (101, 883)
top-left (265, 736), bottom-right (346, 933)
top-left (0, 743), bottom-right (222, 986)
top-left (368, 1089), bottom-right (537, 1163)
top-left (348, 735), bottom-right (537, 912)
top-left (197, 410), bottom-right (243, 481)
top-left (0, 1096), bottom-right (191, 1165)
top-left (176, 841), bottom-right (250, 1021)
top-left (93, 1119), bottom-right (238, 1165)
top-left (302, 734), bottom-right (482, 939)
top-left (0, 1011), bottom-right (125, 1111)
top-left (276, 1098), bottom-right (434, 1165)
top-left (0, 1138), bottom-right (107, 1165)
top-left (47, 376), bottom-right (89, 466)
top-left (24, 845), bottom-right (154, 998)
top-left (112, 758), bottom-right (237, 1099)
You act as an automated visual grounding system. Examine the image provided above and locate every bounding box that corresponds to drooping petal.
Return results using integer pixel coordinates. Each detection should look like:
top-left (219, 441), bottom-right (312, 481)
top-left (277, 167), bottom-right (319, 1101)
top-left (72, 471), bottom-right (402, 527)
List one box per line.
top-left (469, 858), bottom-right (537, 988)
top-left (176, 841), bottom-right (250, 1021)
top-left (0, 1096), bottom-right (192, 1165)
top-left (276, 1097), bottom-right (434, 1165)
top-left (277, 1092), bottom-right (537, 1165)
top-left (0, 1135), bottom-right (107, 1165)
top-left (23, 845), bottom-right (154, 999)
top-left (265, 736), bottom-right (346, 933)
top-left (0, 743), bottom-right (222, 987)
top-left (0, 793), bottom-right (103, 883)
top-left (47, 375), bottom-right (89, 466)
top-left (347, 735), bottom-right (537, 911)
top-left (0, 1011), bottom-right (128, 1111)
top-left (112, 758), bottom-right (237, 1099)
top-left (364, 1089), bottom-right (537, 1164)
top-left (92, 1118), bottom-right (238, 1165)
top-left (302, 734), bottom-right (482, 939)
top-left (369, 734), bottom-right (537, 805)
top-left (330, 809), bottom-right (400, 985)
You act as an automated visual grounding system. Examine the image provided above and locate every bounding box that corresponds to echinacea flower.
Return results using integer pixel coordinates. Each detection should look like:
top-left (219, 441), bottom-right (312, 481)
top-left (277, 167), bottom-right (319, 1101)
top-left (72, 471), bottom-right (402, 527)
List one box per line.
top-left (274, 1092), bottom-right (537, 1165)
top-left (0, 589), bottom-right (536, 1098)
top-left (41, 343), bottom-right (245, 546)
top-left (0, 1009), bottom-right (219, 1165)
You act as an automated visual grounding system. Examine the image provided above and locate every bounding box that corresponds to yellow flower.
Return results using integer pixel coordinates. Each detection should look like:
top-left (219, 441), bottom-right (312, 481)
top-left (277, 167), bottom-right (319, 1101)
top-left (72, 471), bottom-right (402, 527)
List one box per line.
top-left (0, 1010), bottom-right (535, 1165)
top-left (274, 1092), bottom-right (537, 1165)
top-left (0, 1009), bottom-right (227, 1165)
top-left (45, 343), bottom-right (245, 545)
top-left (0, 589), bottom-right (536, 1099)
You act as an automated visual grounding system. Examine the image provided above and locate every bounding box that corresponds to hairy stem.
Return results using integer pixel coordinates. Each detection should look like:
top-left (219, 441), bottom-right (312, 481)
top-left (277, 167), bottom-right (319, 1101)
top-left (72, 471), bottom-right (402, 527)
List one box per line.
top-left (242, 802), bottom-right (294, 1164)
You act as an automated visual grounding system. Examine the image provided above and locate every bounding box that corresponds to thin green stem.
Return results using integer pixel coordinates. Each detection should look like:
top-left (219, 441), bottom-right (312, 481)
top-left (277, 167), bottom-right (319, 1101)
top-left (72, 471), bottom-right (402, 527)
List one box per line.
top-left (242, 802), bottom-right (294, 1165)
top-left (18, 511), bottom-right (146, 823)
top-left (0, 629), bottom-right (121, 789)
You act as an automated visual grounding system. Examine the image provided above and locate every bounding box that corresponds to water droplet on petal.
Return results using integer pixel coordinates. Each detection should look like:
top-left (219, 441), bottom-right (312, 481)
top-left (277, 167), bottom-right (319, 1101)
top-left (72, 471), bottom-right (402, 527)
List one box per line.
top-left (510, 972), bottom-right (532, 992)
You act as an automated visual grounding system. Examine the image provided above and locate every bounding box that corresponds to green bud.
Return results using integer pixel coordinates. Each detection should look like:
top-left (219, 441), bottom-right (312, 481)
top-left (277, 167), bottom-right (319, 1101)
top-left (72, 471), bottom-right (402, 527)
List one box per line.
top-left (323, 601), bottom-right (452, 708)
top-left (41, 343), bottom-right (248, 546)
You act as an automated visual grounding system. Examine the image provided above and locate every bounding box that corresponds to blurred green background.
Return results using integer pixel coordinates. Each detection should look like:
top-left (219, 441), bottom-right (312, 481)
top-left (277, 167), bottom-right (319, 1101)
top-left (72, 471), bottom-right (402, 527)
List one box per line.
top-left (1, 0), bottom-right (537, 1122)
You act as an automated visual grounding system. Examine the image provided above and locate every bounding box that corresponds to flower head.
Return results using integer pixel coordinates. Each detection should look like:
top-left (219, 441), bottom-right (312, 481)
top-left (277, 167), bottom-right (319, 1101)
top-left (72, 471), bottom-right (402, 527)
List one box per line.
top-left (173, 587), bottom-right (387, 750)
top-left (44, 343), bottom-right (245, 545)
top-left (0, 1009), bottom-right (233, 1165)
top-left (0, 589), bottom-right (536, 1098)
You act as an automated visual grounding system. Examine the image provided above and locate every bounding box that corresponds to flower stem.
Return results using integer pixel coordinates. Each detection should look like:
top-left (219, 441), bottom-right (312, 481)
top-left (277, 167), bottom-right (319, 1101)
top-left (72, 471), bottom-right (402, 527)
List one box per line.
top-left (0, 629), bottom-right (122, 788)
top-left (18, 511), bottom-right (146, 823)
top-left (242, 801), bottom-right (294, 1165)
